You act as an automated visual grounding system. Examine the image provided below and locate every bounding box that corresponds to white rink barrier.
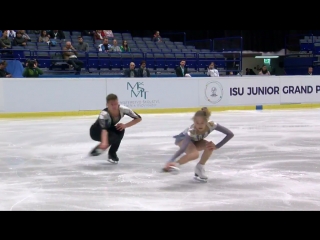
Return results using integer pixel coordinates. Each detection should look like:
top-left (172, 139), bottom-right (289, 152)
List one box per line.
top-left (1, 76), bottom-right (320, 114)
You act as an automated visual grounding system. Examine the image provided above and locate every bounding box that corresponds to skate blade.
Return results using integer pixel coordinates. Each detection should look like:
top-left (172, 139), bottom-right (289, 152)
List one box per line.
top-left (194, 176), bottom-right (208, 183)
top-left (162, 166), bottom-right (180, 175)
top-left (107, 159), bottom-right (118, 164)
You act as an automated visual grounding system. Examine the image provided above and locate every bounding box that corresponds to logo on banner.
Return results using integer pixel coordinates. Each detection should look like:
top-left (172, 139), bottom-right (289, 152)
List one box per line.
top-left (127, 82), bottom-right (148, 99)
top-left (205, 81), bottom-right (223, 104)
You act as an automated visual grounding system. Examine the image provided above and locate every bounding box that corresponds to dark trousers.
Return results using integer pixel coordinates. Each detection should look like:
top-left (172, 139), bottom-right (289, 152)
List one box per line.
top-left (90, 126), bottom-right (125, 155)
top-left (67, 58), bottom-right (84, 72)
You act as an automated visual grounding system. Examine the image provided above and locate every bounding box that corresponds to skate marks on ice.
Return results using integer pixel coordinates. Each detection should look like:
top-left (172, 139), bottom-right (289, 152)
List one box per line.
top-left (0, 110), bottom-right (320, 210)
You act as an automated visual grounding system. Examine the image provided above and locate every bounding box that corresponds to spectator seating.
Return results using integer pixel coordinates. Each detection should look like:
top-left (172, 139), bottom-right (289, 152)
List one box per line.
top-left (285, 35), bottom-right (320, 75)
top-left (0, 31), bottom-right (242, 76)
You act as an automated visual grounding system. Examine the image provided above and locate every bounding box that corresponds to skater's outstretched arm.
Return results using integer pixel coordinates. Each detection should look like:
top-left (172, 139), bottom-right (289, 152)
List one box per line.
top-left (215, 124), bottom-right (234, 149)
top-left (124, 117), bottom-right (142, 128)
top-left (168, 135), bottom-right (192, 162)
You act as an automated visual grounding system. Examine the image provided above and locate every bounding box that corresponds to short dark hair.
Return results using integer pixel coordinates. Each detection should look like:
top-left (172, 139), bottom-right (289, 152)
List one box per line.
top-left (140, 60), bottom-right (146, 65)
top-left (106, 94), bottom-right (118, 102)
top-left (0, 60), bottom-right (7, 66)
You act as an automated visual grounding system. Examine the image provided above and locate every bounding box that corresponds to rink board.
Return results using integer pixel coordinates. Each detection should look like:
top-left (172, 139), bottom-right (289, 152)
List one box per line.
top-left (1, 76), bottom-right (320, 118)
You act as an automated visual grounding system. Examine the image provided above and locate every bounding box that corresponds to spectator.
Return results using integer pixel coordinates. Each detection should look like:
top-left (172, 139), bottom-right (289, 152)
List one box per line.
top-left (22, 59), bottom-right (43, 78)
top-left (124, 62), bottom-right (138, 77)
top-left (7, 30), bottom-right (16, 38)
top-left (12, 31), bottom-right (27, 46)
top-left (307, 66), bottom-right (313, 75)
top-left (29, 30), bottom-right (40, 34)
top-left (75, 36), bottom-right (89, 52)
top-left (98, 38), bottom-right (111, 52)
top-left (0, 30), bottom-right (2, 38)
top-left (48, 30), bottom-right (65, 40)
top-left (120, 40), bottom-right (131, 52)
top-left (0, 60), bottom-right (12, 78)
top-left (20, 30), bottom-right (31, 41)
top-left (82, 30), bottom-right (95, 37)
top-left (110, 39), bottom-right (121, 52)
top-left (0, 30), bottom-right (12, 49)
top-left (63, 41), bottom-right (84, 74)
top-left (38, 30), bottom-right (50, 43)
top-left (246, 68), bottom-right (256, 75)
top-left (152, 31), bottom-right (162, 42)
top-left (94, 30), bottom-right (104, 40)
top-left (175, 60), bottom-right (189, 77)
top-left (207, 62), bottom-right (219, 77)
top-left (103, 30), bottom-right (114, 38)
top-left (137, 60), bottom-right (151, 77)
top-left (259, 65), bottom-right (270, 75)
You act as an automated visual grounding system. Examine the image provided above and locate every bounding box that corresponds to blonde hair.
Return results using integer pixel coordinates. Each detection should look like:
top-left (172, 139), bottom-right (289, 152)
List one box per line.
top-left (193, 107), bottom-right (211, 122)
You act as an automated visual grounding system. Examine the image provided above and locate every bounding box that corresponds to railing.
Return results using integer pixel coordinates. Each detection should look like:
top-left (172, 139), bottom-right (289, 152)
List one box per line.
top-left (161, 32), bottom-right (186, 45)
top-left (212, 37), bottom-right (243, 52)
top-left (185, 39), bottom-right (213, 51)
top-left (212, 37), bottom-right (243, 73)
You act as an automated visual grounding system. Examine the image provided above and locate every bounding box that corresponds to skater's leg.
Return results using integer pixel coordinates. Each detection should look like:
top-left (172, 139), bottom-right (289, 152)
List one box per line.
top-left (175, 141), bottom-right (199, 166)
top-left (108, 129), bottom-right (125, 154)
top-left (194, 140), bottom-right (214, 165)
top-left (107, 129), bottom-right (125, 162)
top-left (193, 140), bottom-right (214, 180)
top-left (90, 126), bottom-right (101, 142)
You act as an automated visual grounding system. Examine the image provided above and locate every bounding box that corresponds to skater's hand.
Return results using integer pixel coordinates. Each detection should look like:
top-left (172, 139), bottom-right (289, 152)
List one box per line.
top-left (206, 141), bottom-right (216, 151)
top-left (99, 143), bottom-right (109, 150)
top-left (116, 123), bottom-right (126, 131)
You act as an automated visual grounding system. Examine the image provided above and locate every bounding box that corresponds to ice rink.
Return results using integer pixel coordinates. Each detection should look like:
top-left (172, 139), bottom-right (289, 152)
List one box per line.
top-left (0, 109), bottom-right (320, 211)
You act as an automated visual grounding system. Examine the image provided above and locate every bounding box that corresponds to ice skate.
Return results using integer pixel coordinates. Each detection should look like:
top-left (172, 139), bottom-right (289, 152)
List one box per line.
top-left (194, 163), bottom-right (208, 182)
top-left (108, 152), bottom-right (119, 164)
top-left (89, 144), bottom-right (105, 156)
top-left (163, 162), bottom-right (180, 175)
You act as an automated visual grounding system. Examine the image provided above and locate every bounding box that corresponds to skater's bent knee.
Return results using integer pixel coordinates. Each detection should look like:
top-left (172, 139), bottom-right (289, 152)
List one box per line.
top-left (189, 151), bottom-right (199, 160)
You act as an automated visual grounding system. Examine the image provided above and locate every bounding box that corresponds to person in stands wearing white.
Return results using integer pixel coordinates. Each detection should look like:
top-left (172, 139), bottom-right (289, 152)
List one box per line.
top-left (259, 65), bottom-right (270, 75)
top-left (98, 38), bottom-right (111, 52)
top-left (7, 30), bottom-right (16, 38)
top-left (207, 62), bottom-right (219, 77)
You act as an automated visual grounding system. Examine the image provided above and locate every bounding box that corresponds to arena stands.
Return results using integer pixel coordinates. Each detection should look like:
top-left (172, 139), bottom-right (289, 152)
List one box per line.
top-left (284, 34), bottom-right (320, 75)
top-left (0, 30), bottom-right (243, 77)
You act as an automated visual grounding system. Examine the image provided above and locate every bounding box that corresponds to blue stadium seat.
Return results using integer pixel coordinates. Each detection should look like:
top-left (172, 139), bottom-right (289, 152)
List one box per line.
top-left (122, 53), bottom-right (133, 67)
top-left (132, 53), bottom-right (144, 64)
top-left (87, 52), bottom-right (99, 69)
top-left (98, 52), bottom-right (111, 69)
top-left (154, 53), bottom-right (166, 69)
top-left (109, 52), bottom-right (122, 70)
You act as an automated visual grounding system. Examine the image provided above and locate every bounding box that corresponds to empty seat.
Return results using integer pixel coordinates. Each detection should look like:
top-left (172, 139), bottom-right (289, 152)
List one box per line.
top-left (140, 48), bottom-right (150, 53)
top-left (154, 54), bottom-right (166, 69)
top-left (161, 48), bottom-right (171, 53)
top-left (131, 47), bottom-right (140, 52)
top-left (132, 53), bottom-right (144, 62)
top-left (151, 48), bottom-right (161, 52)
top-left (122, 53), bottom-right (133, 66)
top-left (87, 52), bottom-right (99, 69)
top-left (133, 37), bottom-right (143, 41)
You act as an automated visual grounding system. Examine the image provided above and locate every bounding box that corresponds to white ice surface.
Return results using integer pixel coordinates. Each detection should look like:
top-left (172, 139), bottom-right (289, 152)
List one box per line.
top-left (0, 110), bottom-right (320, 211)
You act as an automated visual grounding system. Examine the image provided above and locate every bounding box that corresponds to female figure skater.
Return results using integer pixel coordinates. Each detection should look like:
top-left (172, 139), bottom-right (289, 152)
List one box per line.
top-left (89, 94), bottom-right (142, 163)
top-left (163, 107), bottom-right (234, 182)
